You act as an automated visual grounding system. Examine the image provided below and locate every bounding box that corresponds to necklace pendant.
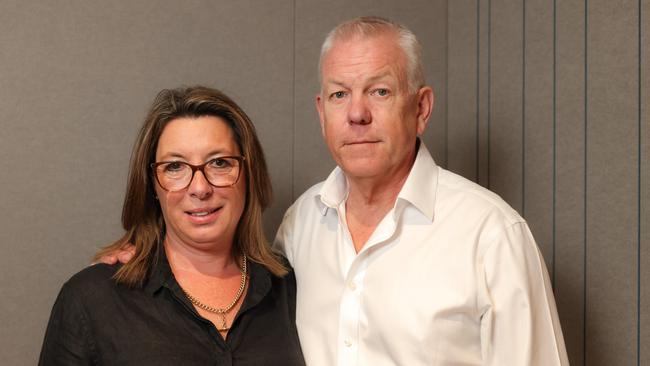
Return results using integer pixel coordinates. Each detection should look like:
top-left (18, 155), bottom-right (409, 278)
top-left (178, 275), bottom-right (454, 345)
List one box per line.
top-left (219, 313), bottom-right (228, 332)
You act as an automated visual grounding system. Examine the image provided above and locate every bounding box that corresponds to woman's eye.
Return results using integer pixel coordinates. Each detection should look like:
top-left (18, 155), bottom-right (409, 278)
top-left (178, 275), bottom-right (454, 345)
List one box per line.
top-left (164, 162), bottom-right (184, 172)
top-left (210, 158), bottom-right (231, 169)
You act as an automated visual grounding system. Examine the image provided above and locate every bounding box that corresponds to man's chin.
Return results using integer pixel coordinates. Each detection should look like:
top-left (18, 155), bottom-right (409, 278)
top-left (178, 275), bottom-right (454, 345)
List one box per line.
top-left (339, 160), bottom-right (385, 180)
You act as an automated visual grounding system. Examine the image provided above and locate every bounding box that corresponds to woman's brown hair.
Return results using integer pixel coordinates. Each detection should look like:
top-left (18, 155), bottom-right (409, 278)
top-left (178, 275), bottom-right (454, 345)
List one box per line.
top-left (94, 86), bottom-right (286, 287)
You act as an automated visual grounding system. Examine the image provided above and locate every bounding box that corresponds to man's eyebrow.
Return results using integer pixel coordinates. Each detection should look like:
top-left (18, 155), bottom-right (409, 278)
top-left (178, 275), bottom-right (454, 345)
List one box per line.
top-left (323, 80), bottom-right (347, 89)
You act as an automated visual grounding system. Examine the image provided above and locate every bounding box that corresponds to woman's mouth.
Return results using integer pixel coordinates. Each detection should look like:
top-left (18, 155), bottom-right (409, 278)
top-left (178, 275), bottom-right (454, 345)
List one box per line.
top-left (185, 207), bottom-right (222, 223)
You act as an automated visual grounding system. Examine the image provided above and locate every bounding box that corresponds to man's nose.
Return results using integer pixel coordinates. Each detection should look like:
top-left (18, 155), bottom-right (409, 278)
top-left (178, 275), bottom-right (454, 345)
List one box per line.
top-left (347, 94), bottom-right (371, 125)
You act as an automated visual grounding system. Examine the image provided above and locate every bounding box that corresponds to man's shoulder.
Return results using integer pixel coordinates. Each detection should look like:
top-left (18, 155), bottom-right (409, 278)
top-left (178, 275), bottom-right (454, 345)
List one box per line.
top-left (286, 180), bottom-right (326, 214)
top-left (274, 180), bottom-right (327, 255)
top-left (436, 168), bottom-right (523, 224)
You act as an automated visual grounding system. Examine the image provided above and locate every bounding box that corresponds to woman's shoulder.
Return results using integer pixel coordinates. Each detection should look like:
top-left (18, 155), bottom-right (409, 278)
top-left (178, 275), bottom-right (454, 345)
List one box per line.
top-left (57, 263), bottom-right (122, 303)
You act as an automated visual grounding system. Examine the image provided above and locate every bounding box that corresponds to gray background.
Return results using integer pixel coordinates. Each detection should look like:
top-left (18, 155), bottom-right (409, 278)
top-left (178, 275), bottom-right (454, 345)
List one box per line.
top-left (0, 1), bottom-right (646, 365)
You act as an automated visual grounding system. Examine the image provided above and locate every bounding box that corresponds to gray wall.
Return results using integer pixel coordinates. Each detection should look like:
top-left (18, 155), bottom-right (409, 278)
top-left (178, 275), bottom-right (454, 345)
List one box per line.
top-left (448, 1), bottom-right (648, 365)
top-left (0, 1), bottom-right (646, 365)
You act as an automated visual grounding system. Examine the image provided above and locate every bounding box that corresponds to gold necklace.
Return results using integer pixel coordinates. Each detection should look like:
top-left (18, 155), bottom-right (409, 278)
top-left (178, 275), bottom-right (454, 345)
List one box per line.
top-left (181, 254), bottom-right (247, 332)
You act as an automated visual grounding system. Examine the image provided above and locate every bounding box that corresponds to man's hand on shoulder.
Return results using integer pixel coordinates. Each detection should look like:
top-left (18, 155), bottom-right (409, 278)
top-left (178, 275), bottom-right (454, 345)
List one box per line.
top-left (94, 245), bottom-right (136, 265)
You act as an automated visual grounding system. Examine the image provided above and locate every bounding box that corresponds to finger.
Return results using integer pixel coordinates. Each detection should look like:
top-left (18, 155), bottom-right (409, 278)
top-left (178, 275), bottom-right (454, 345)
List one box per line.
top-left (117, 250), bottom-right (134, 264)
top-left (93, 255), bottom-right (118, 265)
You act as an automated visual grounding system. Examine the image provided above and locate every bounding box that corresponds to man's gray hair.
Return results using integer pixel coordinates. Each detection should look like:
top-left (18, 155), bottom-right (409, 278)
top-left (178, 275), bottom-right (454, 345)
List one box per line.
top-left (319, 16), bottom-right (425, 93)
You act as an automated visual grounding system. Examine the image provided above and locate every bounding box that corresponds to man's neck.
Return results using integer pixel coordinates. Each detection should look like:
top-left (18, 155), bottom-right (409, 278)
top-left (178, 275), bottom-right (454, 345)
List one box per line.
top-left (344, 150), bottom-right (416, 253)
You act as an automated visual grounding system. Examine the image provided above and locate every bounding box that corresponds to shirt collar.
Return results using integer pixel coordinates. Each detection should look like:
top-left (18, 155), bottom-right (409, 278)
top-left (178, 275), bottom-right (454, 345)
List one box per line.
top-left (143, 243), bottom-right (172, 295)
top-left (315, 140), bottom-right (438, 221)
top-left (396, 141), bottom-right (437, 221)
top-left (316, 166), bottom-right (348, 213)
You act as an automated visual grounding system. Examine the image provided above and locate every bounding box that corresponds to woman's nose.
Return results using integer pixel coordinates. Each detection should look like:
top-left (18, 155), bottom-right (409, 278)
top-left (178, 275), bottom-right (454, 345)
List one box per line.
top-left (187, 170), bottom-right (213, 199)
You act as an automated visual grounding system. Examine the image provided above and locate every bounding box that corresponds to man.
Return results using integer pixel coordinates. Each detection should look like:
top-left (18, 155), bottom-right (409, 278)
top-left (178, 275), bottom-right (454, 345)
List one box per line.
top-left (274, 16), bottom-right (568, 365)
top-left (105, 16), bottom-right (569, 366)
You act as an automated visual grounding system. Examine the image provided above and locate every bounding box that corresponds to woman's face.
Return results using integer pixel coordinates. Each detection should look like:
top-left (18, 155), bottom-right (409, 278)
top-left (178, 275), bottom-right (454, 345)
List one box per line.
top-left (154, 116), bottom-right (246, 250)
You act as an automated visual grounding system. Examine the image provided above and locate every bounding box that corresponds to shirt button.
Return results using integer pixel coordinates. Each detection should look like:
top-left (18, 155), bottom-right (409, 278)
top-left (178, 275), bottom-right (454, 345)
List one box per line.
top-left (348, 281), bottom-right (357, 290)
top-left (344, 339), bottom-right (352, 347)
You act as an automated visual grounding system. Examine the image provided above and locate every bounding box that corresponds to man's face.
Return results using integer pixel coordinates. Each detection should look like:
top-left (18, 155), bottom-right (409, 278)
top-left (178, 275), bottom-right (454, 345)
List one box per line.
top-left (316, 33), bottom-right (433, 182)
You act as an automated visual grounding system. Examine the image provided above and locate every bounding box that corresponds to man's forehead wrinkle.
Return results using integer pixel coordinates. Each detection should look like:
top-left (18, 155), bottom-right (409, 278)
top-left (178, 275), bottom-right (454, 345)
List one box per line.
top-left (320, 34), bottom-right (408, 91)
top-left (323, 58), bottom-right (395, 85)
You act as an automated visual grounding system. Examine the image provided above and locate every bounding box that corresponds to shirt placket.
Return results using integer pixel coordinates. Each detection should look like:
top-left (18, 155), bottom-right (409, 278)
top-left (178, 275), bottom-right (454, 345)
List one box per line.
top-left (338, 234), bottom-right (366, 365)
top-left (335, 203), bottom-right (398, 366)
top-left (332, 201), bottom-right (356, 365)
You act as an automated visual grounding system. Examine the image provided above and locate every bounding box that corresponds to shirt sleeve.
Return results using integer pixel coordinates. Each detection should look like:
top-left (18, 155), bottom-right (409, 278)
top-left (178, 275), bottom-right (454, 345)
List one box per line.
top-left (479, 222), bottom-right (569, 365)
top-left (39, 281), bottom-right (96, 366)
top-left (273, 203), bottom-right (295, 265)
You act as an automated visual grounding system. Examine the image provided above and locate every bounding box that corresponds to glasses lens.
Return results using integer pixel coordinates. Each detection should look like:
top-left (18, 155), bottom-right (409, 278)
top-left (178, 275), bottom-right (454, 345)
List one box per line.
top-left (204, 157), bottom-right (241, 187)
top-left (156, 162), bottom-right (191, 191)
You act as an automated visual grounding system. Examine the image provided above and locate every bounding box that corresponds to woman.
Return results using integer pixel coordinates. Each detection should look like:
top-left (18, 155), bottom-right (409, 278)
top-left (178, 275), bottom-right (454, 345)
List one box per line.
top-left (39, 86), bottom-right (305, 365)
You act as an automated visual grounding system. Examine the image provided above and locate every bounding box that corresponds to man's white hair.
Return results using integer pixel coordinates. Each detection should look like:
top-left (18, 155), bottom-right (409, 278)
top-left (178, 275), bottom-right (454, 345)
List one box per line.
top-left (319, 16), bottom-right (425, 93)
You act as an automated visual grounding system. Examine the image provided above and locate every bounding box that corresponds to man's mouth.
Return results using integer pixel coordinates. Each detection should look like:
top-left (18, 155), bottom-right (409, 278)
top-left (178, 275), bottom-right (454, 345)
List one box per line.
top-left (344, 140), bottom-right (380, 145)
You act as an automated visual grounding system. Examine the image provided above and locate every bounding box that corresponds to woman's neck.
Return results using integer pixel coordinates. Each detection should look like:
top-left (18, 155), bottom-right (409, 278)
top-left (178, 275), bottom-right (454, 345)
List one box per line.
top-left (164, 236), bottom-right (238, 277)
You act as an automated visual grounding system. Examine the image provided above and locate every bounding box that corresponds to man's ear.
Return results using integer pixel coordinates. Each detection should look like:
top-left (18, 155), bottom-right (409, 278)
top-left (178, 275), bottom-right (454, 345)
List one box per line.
top-left (315, 93), bottom-right (326, 136)
top-left (415, 86), bottom-right (434, 135)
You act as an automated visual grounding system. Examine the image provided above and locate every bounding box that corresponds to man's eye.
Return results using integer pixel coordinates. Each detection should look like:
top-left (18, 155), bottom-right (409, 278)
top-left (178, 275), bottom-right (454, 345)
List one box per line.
top-left (330, 91), bottom-right (346, 99)
top-left (373, 88), bottom-right (389, 97)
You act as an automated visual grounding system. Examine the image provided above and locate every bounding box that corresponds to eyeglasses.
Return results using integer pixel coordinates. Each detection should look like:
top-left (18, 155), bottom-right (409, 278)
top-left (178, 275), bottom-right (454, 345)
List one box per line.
top-left (151, 156), bottom-right (245, 192)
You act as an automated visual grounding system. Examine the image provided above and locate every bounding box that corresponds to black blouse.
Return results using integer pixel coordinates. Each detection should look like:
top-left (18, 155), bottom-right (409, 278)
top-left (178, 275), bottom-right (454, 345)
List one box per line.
top-left (39, 250), bottom-right (305, 366)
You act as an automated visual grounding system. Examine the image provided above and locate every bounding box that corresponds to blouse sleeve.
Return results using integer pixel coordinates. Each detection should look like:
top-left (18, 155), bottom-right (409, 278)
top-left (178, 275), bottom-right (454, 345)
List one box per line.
top-left (39, 281), bottom-right (96, 366)
top-left (479, 222), bottom-right (570, 365)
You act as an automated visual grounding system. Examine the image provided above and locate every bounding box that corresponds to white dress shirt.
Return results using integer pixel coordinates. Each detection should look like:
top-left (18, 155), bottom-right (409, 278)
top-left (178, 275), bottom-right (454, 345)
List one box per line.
top-left (275, 142), bottom-right (569, 366)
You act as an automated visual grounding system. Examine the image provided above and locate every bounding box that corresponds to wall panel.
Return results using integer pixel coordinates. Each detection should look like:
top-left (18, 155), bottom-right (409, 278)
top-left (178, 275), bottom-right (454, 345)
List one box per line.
top-left (448, 1), bottom-right (478, 180)
top-left (554, 1), bottom-right (587, 364)
top-left (523, 0), bottom-right (555, 273)
top-left (489, 0), bottom-right (524, 212)
top-left (641, 1), bottom-right (649, 364)
top-left (478, 0), bottom-right (490, 187)
top-left (586, 0), bottom-right (640, 364)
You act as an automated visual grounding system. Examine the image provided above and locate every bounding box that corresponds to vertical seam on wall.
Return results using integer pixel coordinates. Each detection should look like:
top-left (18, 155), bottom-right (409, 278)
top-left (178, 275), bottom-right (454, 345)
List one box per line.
top-left (637, 0), bottom-right (642, 364)
top-left (522, 0), bottom-right (527, 217)
top-left (477, 0), bottom-right (481, 183)
top-left (291, 0), bottom-right (296, 201)
top-left (584, 1), bottom-right (588, 364)
top-left (445, 0), bottom-right (450, 168)
top-left (488, 0), bottom-right (492, 189)
top-left (552, 0), bottom-right (557, 289)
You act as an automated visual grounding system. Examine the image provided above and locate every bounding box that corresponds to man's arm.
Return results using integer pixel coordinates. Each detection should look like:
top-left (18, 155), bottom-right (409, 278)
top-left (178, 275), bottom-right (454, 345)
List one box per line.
top-left (479, 222), bottom-right (569, 365)
top-left (272, 204), bottom-right (295, 265)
